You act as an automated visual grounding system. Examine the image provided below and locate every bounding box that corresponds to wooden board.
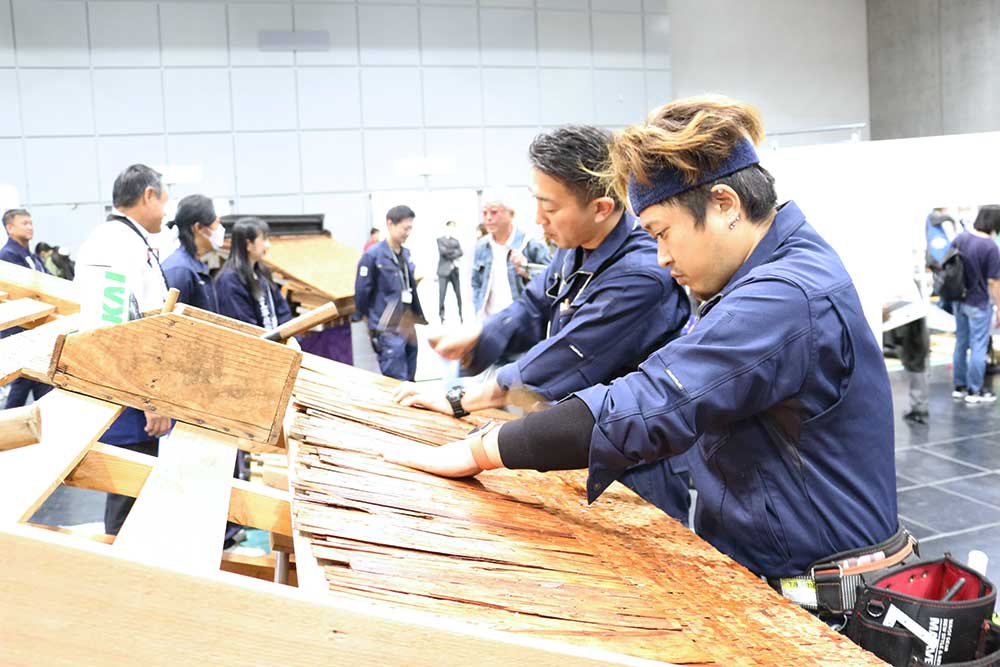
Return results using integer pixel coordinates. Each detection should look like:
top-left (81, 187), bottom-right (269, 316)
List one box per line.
top-left (49, 312), bottom-right (301, 445)
top-left (64, 442), bottom-right (293, 536)
top-left (173, 303), bottom-right (265, 337)
top-left (1, 523), bottom-right (677, 667)
top-left (285, 354), bottom-right (886, 667)
top-left (0, 314), bottom-right (79, 386)
top-left (264, 234), bottom-right (360, 315)
top-left (0, 389), bottom-right (122, 524)
top-left (0, 297), bottom-right (56, 329)
top-left (0, 261), bottom-right (80, 314)
top-left (114, 423), bottom-right (237, 572)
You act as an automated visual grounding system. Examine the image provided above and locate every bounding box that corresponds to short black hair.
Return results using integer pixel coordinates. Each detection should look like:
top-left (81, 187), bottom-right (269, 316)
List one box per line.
top-left (112, 164), bottom-right (163, 209)
top-left (529, 126), bottom-right (621, 208)
top-left (671, 164), bottom-right (777, 227)
top-left (386, 205), bottom-right (415, 225)
top-left (34, 242), bottom-right (52, 254)
top-left (973, 205), bottom-right (1000, 234)
top-left (2, 208), bottom-right (29, 228)
top-left (369, 227), bottom-right (379, 236)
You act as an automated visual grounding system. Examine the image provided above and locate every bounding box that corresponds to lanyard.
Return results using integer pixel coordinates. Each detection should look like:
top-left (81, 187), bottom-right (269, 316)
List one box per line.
top-left (107, 214), bottom-right (169, 289)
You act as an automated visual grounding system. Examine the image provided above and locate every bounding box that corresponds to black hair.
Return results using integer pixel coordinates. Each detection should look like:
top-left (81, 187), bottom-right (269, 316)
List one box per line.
top-left (671, 164), bottom-right (778, 227)
top-left (169, 194), bottom-right (216, 258)
top-left (2, 208), bottom-right (29, 228)
top-left (369, 227), bottom-right (379, 236)
top-left (34, 242), bottom-right (53, 255)
top-left (112, 164), bottom-right (163, 209)
top-left (50, 246), bottom-right (75, 280)
top-left (386, 205), bottom-right (415, 224)
top-left (529, 126), bottom-right (621, 209)
top-left (221, 217), bottom-right (273, 300)
top-left (973, 205), bottom-right (1000, 234)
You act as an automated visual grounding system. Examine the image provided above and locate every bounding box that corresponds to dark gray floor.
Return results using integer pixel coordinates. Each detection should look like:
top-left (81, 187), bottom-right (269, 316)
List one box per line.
top-left (894, 364), bottom-right (1000, 580)
top-left (30, 363), bottom-right (1000, 580)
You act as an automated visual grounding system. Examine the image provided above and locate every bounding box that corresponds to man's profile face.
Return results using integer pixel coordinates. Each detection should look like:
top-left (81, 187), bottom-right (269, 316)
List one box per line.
top-left (5, 214), bottom-right (33, 245)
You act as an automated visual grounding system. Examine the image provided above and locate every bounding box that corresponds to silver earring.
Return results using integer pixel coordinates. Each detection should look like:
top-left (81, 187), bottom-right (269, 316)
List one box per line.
top-left (728, 213), bottom-right (740, 230)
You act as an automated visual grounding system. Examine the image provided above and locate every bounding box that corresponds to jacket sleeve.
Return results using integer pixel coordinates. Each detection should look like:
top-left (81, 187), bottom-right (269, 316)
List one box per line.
top-left (494, 271), bottom-right (678, 401)
top-left (525, 238), bottom-right (551, 267)
top-left (470, 242), bottom-right (485, 293)
top-left (465, 265), bottom-right (552, 375)
top-left (163, 265), bottom-right (195, 305)
top-left (451, 241), bottom-right (463, 260)
top-left (216, 271), bottom-right (260, 326)
top-left (574, 279), bottom-right (813, 502)
top-left (352, 252), bottom-right (376, 322)
top-left (272, 283), bottom-right (293, 325)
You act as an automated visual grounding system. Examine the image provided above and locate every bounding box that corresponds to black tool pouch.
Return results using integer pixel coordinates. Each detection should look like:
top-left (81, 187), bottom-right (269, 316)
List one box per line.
top-left (846, 556), bottom-right (996, 666)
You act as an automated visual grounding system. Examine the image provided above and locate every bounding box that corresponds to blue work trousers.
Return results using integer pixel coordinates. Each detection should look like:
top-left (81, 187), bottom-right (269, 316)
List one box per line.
top-left (5, 377), bottom-right (53, 408)
top-left (953, 302), bottom-right (993, 393)
top-left (377, 330), bottom-right (418, 382)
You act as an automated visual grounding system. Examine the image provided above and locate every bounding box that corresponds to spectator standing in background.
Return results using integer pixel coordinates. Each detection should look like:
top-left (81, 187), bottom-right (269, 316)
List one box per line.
top-left (215, 217), bottom-right (292, 330)
top-left (437, 220), bottom-right (464, 323)
top-left (363, 227), bottom-right (380, 252)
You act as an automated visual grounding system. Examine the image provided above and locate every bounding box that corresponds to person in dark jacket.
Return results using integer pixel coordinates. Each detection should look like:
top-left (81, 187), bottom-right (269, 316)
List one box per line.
top-left (389, 97), bottom-right (902, 592)
top-left (215, 218), bottom-right (292, 330)
top-left (436, 220), bottom-right (463, 323)
top-left (162, 194), bottom-right (224, 313)
top-left (1, 208), bottom-right (53, 408)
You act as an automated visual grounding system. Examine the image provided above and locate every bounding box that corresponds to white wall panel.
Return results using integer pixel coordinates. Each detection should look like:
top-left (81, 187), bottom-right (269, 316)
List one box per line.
top-left (165, 133), bottom-right (236, 197)
top-left (593, 13), bottom-right (643, 69)
top-left (480, 9), bottom-right (536, 66)
top-left (24, 137), bottom-right (100, 204)
top-left (231, 68), bottom-right (298, 131)
top-left (160, 3), bottom-right (229, 67)
top-left (235, 131), bottom-right (301, 195)
top-left (540, 68), bottom-right (593, 125)
top-left (303, 191), bottom-right (369, 249)
top-left (293, 3), bottom-right (358, 66)
top-left (358, 5), bottom-right (419, 66)
top-left (0, 0), bottom-right (14, 67)
top-left (93, 69), bottom-right (165, 135)
top-left (361, 68), bottom-right (423, 127)
top-left (364, 128), bottom-right (424, 190)
top-left (538, 10), bottom-right (590, 68)
top-left (0, 70), bottom-right (21, 136)
top-left (0, 138), bottom-right (26, 201)
top-left (12, 0), bottom-right (88, 67)
top-left (96, 135), bottom-right (167, 199)
top-left (237, 194), bottom-right (303, 215)
top-left (300, 130), bottom-right (364, 192)
top-left (594, 69), bottom-right (646, 125)
top-left (483, 126), bottom-right (538, 185)
top-left (422, 68), bottom-right (482, 127)
top-left (425, 128), bottom-right (484, 188)
top-left (229, 3), bottom-right (293, 67)
top-left (420, 6), bottom-right (478, 66)
top-left (298, 67), bottom-right (362, 129)
top-left (89, 1), bottom-right (160, 68)
top-left (19, 70), bottom-right (94, 136)
top-left (163, 68), bottom-right (232, 133)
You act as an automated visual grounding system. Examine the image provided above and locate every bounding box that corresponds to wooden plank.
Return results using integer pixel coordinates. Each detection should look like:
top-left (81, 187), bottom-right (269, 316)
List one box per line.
top-left (0, 289), bottom-right (8, 301)
top-left (0, 314), bottom-right (78, 386)
top-left (0, 389), bottom-right (122, 524)
top-left (220, 551), bottom-right (299, 586)
top-left (1, 524), bottom-right (677, 667)
top-left (287, 436), bottom-right (329, 594)
top-left (113, 423), bottom-right (237, 572)
top-left (0, 297), bottom-right (55, 329)
top-left (49, 312), bottom-right (301, 445)
top-left (0, 260), bottom-right (80, 314)
top-left (263, 233), bottom-right (360, 304)
top-left (64, 442), bottom-right (293, 536)
top-left (173, 303), bottom-right (265, 337)
top-left (0, 404), bottom-right (41, 451)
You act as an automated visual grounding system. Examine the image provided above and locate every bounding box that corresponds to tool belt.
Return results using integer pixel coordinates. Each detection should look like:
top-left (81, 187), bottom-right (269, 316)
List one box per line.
top-left (768, 527), bottom-right (918, 614)
top-left (846, 556), bottom-right (997, 666)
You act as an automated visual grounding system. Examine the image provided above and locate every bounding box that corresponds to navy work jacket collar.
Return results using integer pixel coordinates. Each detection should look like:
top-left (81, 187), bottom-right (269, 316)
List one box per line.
top-left (699, 201), bottom-right (806, 317)
top-left (2, 237), bottom-right (44, 271)
top-left (173, 247), bottom-right (211, 277)
top-left (546, 209), bottom-right (635, 305)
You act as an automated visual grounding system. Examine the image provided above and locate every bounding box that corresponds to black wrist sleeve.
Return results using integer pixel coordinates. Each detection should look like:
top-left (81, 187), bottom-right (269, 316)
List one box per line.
top-left (497, 397), bottom-right (593, 471)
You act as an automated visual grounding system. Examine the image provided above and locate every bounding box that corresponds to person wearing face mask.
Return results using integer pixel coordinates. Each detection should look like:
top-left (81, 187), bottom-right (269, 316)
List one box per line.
top-left (215, 218), bottom-right (292, 330)
top-left (161, 194), bottom-right (224, 313)
top-left (388, 97), bottom-right (911, 616)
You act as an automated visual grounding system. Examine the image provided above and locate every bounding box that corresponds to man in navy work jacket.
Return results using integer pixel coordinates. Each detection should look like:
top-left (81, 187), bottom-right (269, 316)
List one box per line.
top-left (1, 208), bottom-right (54, 408)
top-left (390, 98), bottom-right (904, 615)
top-left (353, 205), bottom-right (428, 382)
top-left (393, 126), bottom-right (692, 520)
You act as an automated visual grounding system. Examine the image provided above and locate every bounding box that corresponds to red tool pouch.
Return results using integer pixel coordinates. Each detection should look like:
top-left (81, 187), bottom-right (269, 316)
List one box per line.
top-left (846, 556), bottom-right (996, 666)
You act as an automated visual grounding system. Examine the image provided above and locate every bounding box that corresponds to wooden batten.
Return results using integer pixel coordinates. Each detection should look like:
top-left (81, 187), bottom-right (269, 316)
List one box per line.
top-left (0, 314), bottom-right (79, 387)
top-left (0, 261), bottom-right (79, 314)
top-left (65, 442), bottom-right (292, 536)
top-left (47, 312), bottom-right (301, 446)
top-left (173, 303), bottom-right (265, 337)
top-left (0, 297), bottom-right (56, 330)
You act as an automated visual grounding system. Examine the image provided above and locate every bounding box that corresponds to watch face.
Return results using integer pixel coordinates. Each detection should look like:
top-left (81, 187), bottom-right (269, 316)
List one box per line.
top-left (447, 387), bottom-right (464, 401)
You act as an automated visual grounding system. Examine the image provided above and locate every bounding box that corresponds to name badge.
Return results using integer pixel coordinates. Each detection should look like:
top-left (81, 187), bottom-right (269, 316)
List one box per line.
top-left (401, 289), bottom-right (413, 304)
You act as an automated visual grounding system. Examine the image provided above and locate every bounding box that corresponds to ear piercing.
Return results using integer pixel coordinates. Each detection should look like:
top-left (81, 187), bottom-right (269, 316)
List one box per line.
top-left (728, 213), bottom-right (741, 230)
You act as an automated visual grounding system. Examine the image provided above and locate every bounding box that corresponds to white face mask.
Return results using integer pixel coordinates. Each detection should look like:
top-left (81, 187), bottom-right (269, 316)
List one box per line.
top-left (204, 224), bottom-right (225, 250)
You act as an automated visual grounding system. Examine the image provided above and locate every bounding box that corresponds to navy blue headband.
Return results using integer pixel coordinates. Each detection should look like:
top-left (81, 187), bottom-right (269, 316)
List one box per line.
top-left (627, 138), bottom-right (760, 215)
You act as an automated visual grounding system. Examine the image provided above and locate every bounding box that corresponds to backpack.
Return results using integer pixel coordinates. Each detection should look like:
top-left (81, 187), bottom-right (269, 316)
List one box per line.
top-left (934, 237), bottom-right (967, 302)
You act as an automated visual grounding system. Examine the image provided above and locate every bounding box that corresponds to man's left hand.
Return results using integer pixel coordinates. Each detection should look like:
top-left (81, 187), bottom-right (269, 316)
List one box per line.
top-left (509, 248), bottom-right (530, 278)
top-left (392, 383), bottom-right (452, 416)
top-left (383, 438), bottom-right (482, 478)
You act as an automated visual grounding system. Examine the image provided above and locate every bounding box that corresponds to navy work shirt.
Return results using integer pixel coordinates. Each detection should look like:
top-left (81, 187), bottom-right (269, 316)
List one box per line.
top-left (953, 231), bottom-right (1000, 310)
top-left (162, 247), bottom-right (220, 313)
top-left (576, 201), bottom-right (898, 578)
top-left (468, 211), bottom-right (691, 402)
top-left (215, 268), bottom-right (292, 330)
top-left (352, 240), bottom-right (426, 331)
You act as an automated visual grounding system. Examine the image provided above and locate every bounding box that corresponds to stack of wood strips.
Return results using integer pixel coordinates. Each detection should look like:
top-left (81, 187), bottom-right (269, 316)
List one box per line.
top-left (264, 234), bottom-right (360, 317)
top-left (288, 354), bottom-right (884, 666)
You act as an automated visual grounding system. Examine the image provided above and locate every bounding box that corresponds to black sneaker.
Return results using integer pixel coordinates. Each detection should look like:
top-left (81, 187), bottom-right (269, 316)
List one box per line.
top-left (953, 385), bottom-right (969, 399)
top-left (965, 390), bottom-right (997, 405)
top-left (902, 409), bottom-right (929, 425)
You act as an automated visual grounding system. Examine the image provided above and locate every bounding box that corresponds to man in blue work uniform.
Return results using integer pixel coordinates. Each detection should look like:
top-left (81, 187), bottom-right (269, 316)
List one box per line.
top-left (353, 205), bottom-right (428, 382)
top-left (391, 98), bottom-right (908, 617)
top-left (1, 208), bottom-right (54, 408)
top-left (392, 126), bottom-right (692, 522)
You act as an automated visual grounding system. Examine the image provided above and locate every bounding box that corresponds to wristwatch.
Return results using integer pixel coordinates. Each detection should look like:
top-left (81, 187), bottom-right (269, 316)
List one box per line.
top-left (446, 386), bottom-right (468, 418)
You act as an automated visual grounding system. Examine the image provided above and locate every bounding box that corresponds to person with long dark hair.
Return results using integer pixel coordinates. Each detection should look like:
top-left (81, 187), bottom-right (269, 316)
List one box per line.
top-left (215, 217), bottom-right (291, 330)
top-left (161, 194), bottom-right (224, 312)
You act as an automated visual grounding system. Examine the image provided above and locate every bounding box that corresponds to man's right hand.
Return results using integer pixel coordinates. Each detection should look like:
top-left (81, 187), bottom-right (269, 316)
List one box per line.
top-left (144, 411), bottom-right (172, 438)
top-left (429, 323), bottom-right (483, 361)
